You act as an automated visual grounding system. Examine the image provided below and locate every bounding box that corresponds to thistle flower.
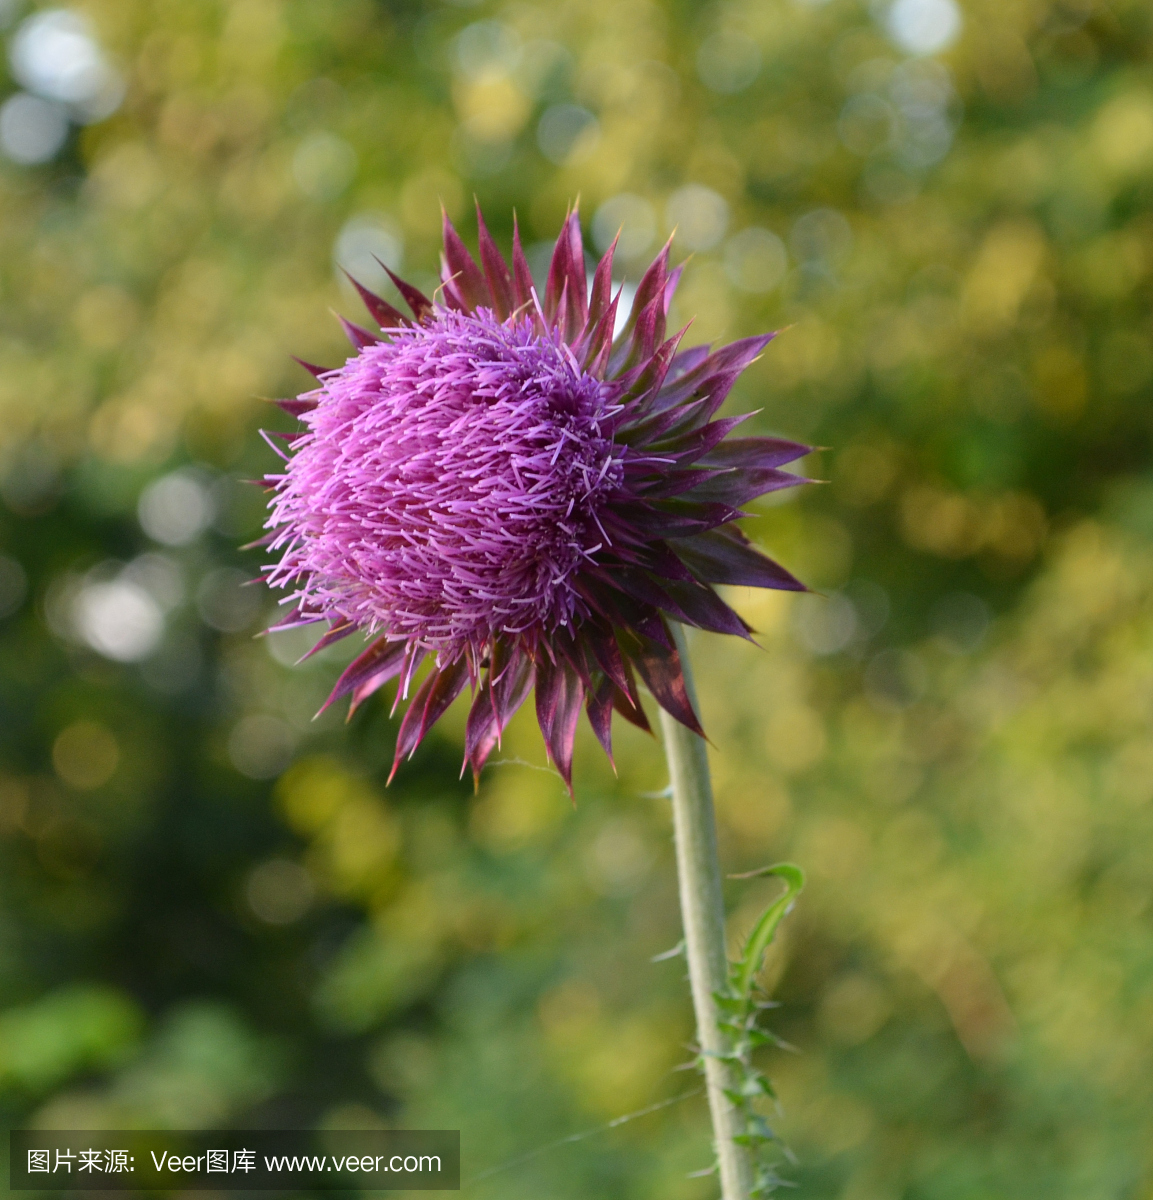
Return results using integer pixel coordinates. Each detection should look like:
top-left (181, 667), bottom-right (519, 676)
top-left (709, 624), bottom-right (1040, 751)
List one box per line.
top-left (261, 207), bottom-right (808, 788)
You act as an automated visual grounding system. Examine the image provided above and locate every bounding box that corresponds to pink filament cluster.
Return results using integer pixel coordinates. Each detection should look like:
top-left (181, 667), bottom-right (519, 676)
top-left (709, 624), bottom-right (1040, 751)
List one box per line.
top-left (265, 309), bottom-right (625, 656)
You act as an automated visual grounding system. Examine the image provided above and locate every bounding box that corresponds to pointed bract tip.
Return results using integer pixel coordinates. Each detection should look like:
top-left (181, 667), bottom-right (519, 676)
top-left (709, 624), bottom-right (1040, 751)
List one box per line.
top-left (334, 311), bottom-right (380, 349)
top-left (291, 356), bottom-right (329, 379)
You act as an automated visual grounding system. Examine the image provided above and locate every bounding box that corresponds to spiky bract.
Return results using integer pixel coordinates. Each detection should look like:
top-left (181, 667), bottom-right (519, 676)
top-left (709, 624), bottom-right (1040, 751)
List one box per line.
top-left (261, 207), bottom-right (808, 789)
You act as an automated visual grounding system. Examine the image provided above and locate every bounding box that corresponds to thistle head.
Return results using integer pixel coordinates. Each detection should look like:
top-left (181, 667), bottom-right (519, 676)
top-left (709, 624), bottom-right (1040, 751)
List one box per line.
top-left (260, 205), bottom-right (809, 789)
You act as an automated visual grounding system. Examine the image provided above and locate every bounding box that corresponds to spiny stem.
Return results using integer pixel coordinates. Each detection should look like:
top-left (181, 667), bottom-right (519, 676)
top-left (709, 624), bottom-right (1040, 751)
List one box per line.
top-left (659, 622), bottom-right (754, 1200)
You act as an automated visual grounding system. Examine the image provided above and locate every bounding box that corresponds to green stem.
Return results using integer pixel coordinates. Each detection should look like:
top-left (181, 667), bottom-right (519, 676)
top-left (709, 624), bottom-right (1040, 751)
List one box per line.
top-left (659, 623), bottom-right (753, 1200)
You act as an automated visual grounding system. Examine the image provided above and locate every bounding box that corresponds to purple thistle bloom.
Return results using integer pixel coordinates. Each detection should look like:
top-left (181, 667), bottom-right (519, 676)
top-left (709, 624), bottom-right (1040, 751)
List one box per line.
top-left (260, 206), bottom-right (809, 789)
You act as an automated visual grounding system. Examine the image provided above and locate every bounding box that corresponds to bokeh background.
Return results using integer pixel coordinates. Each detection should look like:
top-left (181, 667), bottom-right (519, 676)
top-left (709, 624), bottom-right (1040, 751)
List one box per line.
top-left (0, 0), bottom-right (1151, 1195)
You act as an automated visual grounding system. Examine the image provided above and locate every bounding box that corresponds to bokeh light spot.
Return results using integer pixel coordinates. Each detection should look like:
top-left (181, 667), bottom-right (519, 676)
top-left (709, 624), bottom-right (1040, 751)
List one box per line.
top-left (592, 193), bottom-right (656, 259)
top-left (666, 184), bottom-right (730, 252)
top-left (885, 0), bottom-right (963, 57)
top-left (229, 715), bottom-right (297, 780)
top-left (73, 580), bottom-right (164, 662)
top-left (246, 858), bottom-right (314, 925)
top-left (723, 227), bottom-right (788, 293)
top-left (334, 214), bottom-right (405, 297)
top-left (9, 8), bottom-right (123, 121)
top-left (839, 93), bottom-right (895, 156)
top-left (790, 207), bottom-right (854, 265)
top-left (696, 31), bottom-right (762, 94)
top-left (793, 592), bottom-right (858, 655)
top-left (138, 469), bottom-right (215, 546)
top-left (537, 104), bottom-right (599, 165)
top-left (455, 20), bottom-right (521, 80)
top-left (583, 818), bottom-right (654, 897)
top-left (864, 648), bottom-right (928, 708)
top-left (0, 554), bottom-right (28, 618)
top-left (0, 93), bottom-right (68, 164)
top-left (931, 592), bottom-right (991, 654)
top-left (293, 132), bottom-right (357, 202)
top-left (197, 568), bottom-right (264, 633)
top-left (52, 721), bottom-right (119, 790)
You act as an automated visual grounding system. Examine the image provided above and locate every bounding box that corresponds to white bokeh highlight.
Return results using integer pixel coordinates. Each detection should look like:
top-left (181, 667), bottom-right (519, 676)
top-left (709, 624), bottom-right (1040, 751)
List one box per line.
top-left (0, 93), bottom-right (68, 163)
top-left (667, 184), bottom-right (730, 252)
top-left (723, 227), bottom-right (788, 293)
top-left (73, 580), bottom-right (164, 662)
top-left (138, 470), bottom-right (215, 546)
top-left (885, 0), bottom-right (963, 56)
top-left (593, 193), bottom-right (656, 259)
top-left (9, 9), bottom-right (123, 122)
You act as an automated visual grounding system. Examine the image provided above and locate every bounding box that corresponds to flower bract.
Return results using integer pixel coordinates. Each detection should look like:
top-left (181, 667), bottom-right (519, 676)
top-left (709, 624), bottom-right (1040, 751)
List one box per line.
top-left (260, 206), bottom-right (808, 788)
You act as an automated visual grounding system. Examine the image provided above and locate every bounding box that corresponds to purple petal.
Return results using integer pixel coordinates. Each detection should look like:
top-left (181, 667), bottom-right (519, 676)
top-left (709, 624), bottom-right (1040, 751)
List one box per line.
top-left (609, 238), bottom-right (671, 375)
top-left (297, 619), bottom-right (357, 663)
top-left (341, 270), bottom-right (409, 330)
top-left (511, 216), bottom-right (536, 315)
top-left (492, 646), bottom-right (534, 736)
top-left (476, 205), bottom-right (515, 319)
top-left (579, 292), bottom-right (620, 377)
top-left (535, 654), bottom-right (585, 791)
top-left (351, 649), bottom-right (423, 717)
top-left (648, 333), bottom-right (777, 413)
top-left (671, 529), bottom-right (807, 592)
top-left (545, 211), bottom-right (588, 336)
top-left (578, 575), bottom-right (670, 648)
top-left (622, 539), bottom-right (697, 582)
top-left (586, 625), bottom-right (632, 696)
top-left (554, 631), bottom-right (595, 690)
top-left (389, 643), bottom-right (428, 716)
top-left (270, 395), bottom-right (319, 417)
top-left (378, 260), bottom-right (434, 323)
top-left (585, 674), bottom-right (615, 762)
top-left (618, 391), bottom-right (720, 447)
top-left (669, 344), bottom-right (711, 376)
top-left (618, 293), bottom-right (665, 374)
top-left (552, 276), bottom-right (574, 344)
top-left (663, 263), bottom-right (684, 314)
top-left (681, 466), bottom-right (806, 508)
top-left (690, 333), bottom-right (777, 383)
top-left (626, 626), bottom-right (705, 738)
top-left (631, 466), bottom-right (735, 500)
top-left (318, 636), bottom-right (407, 716)
top-left (291, 356), bottom-right (330, 379)
top-left (266, 605), bottom-right (326, 633)
top-left (619, 328), bottom-right (687, 403)
top-left (582, 233), bottom-right (618, 345)
top-left (612, 676), bottom-right (651, 732)
top-left (532, 652), bottom-right (580, 792)
top-left (337, 315), bottom-right (381, 349)
top-left (606, 500), bottom-right (741, 539)
top-left (442, 212), bottom-right (491, 310)
top-left (649, 415), bottom-right (755, 465)
top-left (607, 567), bottom-right (749, 638)
top-left (609, 567), bottom-right (685, 622)
top-left (463, 651), bottom-right (536, 783)
top-left (389, 655), bottom-right (470, 782)
top-left (464, 685), bottom-right (499, 780)
top-left (660, 579), bottom-right (752, 638)
top-left (699, 436), bottom-right (813, 470)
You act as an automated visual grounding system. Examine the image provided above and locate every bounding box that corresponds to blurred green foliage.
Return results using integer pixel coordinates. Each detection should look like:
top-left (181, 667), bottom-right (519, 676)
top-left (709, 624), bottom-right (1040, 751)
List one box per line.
top-left (0, 0), bottom-right (1151, 1195)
